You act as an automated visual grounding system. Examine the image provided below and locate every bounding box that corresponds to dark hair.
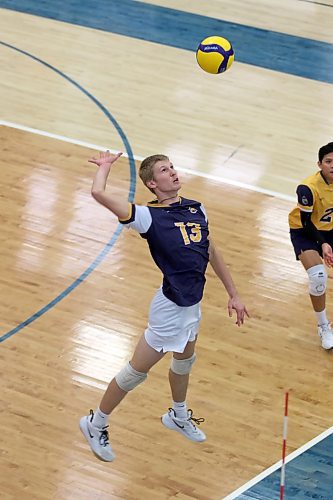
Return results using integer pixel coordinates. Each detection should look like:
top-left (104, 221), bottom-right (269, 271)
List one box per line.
top-left (318, 142), bottom-right (333, 162)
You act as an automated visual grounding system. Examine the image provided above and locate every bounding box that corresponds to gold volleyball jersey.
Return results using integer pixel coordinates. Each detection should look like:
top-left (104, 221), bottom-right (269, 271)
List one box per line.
top-left (289, 171), bottom-right (333, 230)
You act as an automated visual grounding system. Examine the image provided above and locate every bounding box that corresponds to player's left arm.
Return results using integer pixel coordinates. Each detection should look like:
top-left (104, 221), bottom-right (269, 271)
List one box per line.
top-left (208, 238), bottom-right (249, 326)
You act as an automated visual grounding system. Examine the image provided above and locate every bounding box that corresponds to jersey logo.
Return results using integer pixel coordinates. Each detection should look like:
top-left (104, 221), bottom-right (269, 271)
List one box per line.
top-left (189, 207), bottom-right (198, 213)
top-left (301, 195), bottom-right (310, 205)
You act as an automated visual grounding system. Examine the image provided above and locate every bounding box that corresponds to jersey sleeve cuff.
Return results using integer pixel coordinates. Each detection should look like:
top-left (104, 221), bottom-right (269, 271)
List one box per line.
top-left (298, 204), bottom-right (313, 212)
top-left (118, 203), bottom-right (136, 224)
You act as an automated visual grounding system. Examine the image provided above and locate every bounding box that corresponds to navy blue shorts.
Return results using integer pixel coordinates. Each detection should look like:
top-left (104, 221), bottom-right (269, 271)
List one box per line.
top-left (290, 228), bottom-right (333, 260)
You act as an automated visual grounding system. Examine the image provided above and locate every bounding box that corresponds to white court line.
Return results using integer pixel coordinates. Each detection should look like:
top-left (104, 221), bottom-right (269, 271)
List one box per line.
top-left (1, 120), bottom-right (294, 203)
top-left (224, 426), bottom-right (333, 499)
top-left (3, 119), bottom-right (331, 499)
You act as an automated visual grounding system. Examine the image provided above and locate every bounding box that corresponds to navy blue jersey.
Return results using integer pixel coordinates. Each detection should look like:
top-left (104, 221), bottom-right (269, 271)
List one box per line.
top-left (120, 197), bottom-right (209, 306)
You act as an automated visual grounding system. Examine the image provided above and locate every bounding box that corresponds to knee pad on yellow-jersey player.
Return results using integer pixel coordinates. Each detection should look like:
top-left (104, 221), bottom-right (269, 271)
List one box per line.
top-left (307, 264), bottom-right (327, 296)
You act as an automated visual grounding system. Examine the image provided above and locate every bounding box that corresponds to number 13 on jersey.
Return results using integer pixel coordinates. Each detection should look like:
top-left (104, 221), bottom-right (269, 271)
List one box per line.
top-left (175, 222), bottom-right (202, 245)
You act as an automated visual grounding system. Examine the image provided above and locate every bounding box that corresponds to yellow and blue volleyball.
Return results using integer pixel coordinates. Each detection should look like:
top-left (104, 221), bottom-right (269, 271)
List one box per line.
top-left (196, 36), bottom-right (234, 74)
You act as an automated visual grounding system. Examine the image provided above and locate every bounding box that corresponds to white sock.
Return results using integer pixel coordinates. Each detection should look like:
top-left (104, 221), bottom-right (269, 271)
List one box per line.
top-left (173, 400), bottom-right (188, 419)
top-left (316, 309), bottom-right (329, 326)
top-left (91, 407), bottom-right (109, 429)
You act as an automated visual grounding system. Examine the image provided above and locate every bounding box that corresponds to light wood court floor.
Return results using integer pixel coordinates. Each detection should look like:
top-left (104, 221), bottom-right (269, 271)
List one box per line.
top-left (1, 5), bottom-right (333, 199)
top-left (1, 1), bottom-right (333, 498)
top-left (2, 125), bottom-right (333, 499)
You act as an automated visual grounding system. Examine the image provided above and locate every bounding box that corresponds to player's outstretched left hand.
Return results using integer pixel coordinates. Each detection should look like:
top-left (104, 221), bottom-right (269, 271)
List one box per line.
top-left (228, 296), bottom-right (249, 326)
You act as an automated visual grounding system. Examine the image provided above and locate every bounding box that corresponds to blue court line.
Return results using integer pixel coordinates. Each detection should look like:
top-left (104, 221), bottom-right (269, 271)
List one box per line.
top-left (0, 40), bottom-right (136, 343)
top-left (0, 225), bottom-right (123, 343)
top-left (298, 0), bottom-right (333, 7)
top-left (235, 434), bottom-right (333, 499)
top-left (1, 0), bottom-right (333, 84)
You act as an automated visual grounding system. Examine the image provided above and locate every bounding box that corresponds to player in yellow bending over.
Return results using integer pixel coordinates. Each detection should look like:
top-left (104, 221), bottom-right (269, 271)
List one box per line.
top-left (289, 142), bottom-right (333, 350)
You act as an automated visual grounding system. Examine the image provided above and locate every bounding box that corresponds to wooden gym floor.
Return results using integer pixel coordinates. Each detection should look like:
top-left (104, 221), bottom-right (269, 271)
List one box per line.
top-left (1, 1), bottom-right (333, 499)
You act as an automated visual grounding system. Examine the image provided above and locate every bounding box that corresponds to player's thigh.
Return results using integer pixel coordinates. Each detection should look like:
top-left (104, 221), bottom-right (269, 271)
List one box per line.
top-left (299, 249), bottom-right (323, 270)
top-left (173, 338), bottom-right (197, 360)
top-left (130, 333), bottom-right (165, 372)
top-left (290, 228), bottom-right (321, 261)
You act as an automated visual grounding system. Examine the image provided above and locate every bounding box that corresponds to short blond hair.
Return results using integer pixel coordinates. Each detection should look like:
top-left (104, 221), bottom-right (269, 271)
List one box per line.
top-left (139, 154), bottom-right (169, 193)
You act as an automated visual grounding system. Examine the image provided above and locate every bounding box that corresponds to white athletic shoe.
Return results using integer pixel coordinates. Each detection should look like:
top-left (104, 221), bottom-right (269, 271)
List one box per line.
top-left (161, 408), bottom-right (206, 442)
top-left (318, 323), bottom-right (333, 350)
top-left (79, 410), bottom-right (115, 462)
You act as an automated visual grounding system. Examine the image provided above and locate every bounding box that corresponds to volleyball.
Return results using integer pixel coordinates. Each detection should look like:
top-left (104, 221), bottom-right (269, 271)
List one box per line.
top-left (196, 36), bottom-right (234, 74)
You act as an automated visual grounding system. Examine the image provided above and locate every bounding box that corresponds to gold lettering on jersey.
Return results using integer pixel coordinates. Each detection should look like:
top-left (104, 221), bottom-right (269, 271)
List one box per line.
top-left (187, 222), bottom-right (202, 242)
top-left (175, 222), bottom-right (202, 245)
top-left (174, 222), bottom-right (190, 244)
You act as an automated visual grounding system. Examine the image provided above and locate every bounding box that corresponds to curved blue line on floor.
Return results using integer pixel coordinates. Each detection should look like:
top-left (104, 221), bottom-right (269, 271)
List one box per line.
top-left (1, 0), bottom-right (333, 83)
top-left (0, 40), bottom-right (136, 343)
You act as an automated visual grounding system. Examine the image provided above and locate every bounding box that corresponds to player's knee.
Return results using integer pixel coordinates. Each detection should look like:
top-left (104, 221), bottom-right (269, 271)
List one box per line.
top-left (170, 353), bottom-right (196, 375)
top-left (307, 264), bottom-right (327, 296)
top-left (115, 362), bottom-right (147, 392)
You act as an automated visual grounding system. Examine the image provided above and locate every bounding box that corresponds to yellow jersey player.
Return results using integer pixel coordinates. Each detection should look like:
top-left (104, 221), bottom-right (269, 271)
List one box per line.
top-left (289, 142), bottom-right (333, 350)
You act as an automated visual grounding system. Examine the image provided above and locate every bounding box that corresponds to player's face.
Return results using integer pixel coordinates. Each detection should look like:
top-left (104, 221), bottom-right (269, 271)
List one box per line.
top-left (152, 160), bottom-right (181, 192)
top-left (319, 152), bottom-right (333, 183)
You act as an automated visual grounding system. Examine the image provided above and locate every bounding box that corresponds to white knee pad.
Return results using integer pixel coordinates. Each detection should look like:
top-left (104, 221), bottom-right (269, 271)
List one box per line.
top-left (307, 264), bottom-right (327, 296)
top-left (170, 353), bottom-right (196, 375)
top-left (115, 362), bottom-right (147, 392)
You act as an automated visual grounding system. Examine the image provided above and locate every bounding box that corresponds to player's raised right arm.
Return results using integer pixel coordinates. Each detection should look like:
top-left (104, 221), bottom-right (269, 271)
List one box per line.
top-left (89, 150), bottom-right (130, 220)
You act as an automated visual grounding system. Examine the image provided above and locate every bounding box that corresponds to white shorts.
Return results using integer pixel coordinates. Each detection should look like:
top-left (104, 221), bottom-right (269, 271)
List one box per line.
top-left (144, 287), bottom-right (201, 353)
